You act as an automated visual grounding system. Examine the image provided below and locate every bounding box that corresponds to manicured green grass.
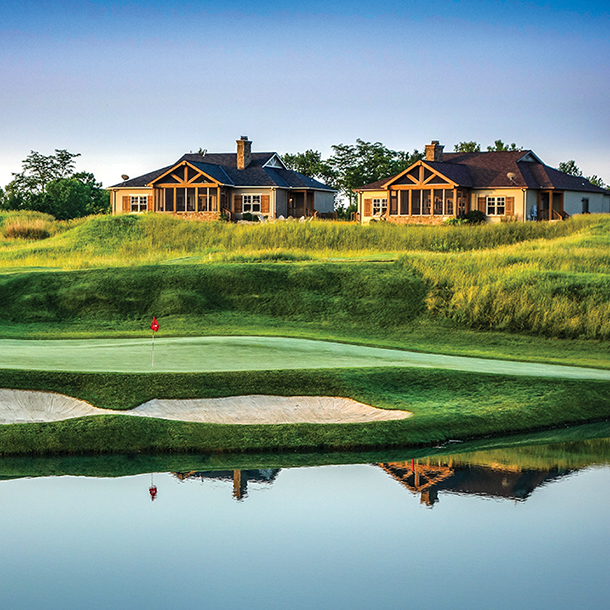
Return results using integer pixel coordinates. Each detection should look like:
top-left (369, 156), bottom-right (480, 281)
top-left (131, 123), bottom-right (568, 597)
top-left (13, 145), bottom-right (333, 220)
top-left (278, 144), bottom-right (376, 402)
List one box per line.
top-left (0, 367), bottom-right (609, 457)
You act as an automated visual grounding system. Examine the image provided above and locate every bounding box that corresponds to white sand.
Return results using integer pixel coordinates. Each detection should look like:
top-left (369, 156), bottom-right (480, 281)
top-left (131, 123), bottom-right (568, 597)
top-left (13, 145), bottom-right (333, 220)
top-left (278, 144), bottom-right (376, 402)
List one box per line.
top-left (0, 389), bottom-right (411, 425)
top-left (129, 395), bottom-right (411, 424)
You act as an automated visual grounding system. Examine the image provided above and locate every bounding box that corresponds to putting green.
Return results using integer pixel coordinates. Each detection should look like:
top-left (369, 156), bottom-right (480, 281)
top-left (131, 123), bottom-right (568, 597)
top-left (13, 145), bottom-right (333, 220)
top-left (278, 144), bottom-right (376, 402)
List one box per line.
top-left (1, 336), bottom-right (609, 380)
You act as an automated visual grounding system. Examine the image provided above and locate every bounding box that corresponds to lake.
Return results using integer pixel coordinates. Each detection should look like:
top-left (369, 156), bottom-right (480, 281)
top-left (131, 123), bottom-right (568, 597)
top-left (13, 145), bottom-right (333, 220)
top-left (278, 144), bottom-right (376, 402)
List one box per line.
top-left (1, 427), bottom-right (610, 610)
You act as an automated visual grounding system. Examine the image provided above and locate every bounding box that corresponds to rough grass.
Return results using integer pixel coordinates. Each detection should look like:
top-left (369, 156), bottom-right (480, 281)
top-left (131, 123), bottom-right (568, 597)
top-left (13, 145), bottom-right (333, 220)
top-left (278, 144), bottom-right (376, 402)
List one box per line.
top-left (0, 214), bottom-right (608, 347)
top-left (0, 213), bottom-right (604, 269)
top-left (0, 367), bottom-right (609, 456)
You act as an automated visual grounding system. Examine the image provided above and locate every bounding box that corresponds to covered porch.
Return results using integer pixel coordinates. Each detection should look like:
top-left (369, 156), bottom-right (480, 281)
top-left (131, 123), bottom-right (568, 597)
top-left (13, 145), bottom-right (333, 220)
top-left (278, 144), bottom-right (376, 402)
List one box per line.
top-left (537, 190), bottom-right (566, 221)
top-left (287, 190), bottom-right (316, 217)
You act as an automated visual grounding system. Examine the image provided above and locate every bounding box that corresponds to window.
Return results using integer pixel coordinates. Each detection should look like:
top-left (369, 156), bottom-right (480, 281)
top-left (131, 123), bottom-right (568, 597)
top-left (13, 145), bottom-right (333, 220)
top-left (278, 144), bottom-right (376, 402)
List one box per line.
top-left (243, 194), bottom-right (261, 213)
top-left (130, 196), bottom-right (148, 212)
top-left (487, 196), bottom-right (505, 216)
top-left (433, 190), bottom-right (443, 215)
top-left (444, 189), bottom-right (454, 215)
top-left (411, 190), bottom-right (421, 215)
top-left (372, 198), bottom-right (387, 216)
top-left (422, 190), bottom-right (431, 215)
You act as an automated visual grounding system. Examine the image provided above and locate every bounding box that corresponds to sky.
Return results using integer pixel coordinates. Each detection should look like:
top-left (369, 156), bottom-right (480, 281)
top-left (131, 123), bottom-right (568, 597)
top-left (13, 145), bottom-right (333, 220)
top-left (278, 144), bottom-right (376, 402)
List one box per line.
top-left (1, 0), bottom-right (609, 188)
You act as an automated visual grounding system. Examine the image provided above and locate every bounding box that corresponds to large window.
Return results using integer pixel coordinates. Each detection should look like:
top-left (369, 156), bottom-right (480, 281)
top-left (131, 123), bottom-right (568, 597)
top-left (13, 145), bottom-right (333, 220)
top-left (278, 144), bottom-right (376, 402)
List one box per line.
top-left (130, 196), bottom-right (148, 212)
top-left (422, 190), bottom-right (431, 215)
top-left (487, 196), bottom-right (505, 216)
top-left (243, 194), bottom-right (261, 213)
top-left (396, 189), bottom-right (457, 216)
top-left (411, 190), bottom-right (421, 215)
top-left (372, 198), bottom-right (387, 216)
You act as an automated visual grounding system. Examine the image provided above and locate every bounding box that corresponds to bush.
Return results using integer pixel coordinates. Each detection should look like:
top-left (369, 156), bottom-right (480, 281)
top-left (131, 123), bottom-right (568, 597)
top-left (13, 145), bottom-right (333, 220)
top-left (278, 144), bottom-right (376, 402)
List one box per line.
top-left (464, 210), bottom-right (486, 224)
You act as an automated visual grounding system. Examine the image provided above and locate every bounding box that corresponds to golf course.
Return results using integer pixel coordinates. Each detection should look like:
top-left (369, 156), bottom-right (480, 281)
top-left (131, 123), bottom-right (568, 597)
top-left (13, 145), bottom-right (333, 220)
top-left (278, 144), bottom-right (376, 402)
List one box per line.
top-left (1, 211), bottom-right (609, 456)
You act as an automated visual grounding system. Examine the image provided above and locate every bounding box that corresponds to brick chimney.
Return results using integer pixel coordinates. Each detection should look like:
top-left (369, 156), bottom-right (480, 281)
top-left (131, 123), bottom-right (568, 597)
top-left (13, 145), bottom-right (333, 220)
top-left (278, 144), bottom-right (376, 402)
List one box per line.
top-left (425, 140), bottom-right (444, 162)
top-left (236, 136), bottom-right (252, 170)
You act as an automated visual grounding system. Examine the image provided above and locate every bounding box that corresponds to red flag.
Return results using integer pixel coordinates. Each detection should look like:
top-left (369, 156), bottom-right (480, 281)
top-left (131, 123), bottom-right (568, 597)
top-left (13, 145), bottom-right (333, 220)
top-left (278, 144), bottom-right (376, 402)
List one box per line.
top-left (151, 317), bottom-right (159, 333)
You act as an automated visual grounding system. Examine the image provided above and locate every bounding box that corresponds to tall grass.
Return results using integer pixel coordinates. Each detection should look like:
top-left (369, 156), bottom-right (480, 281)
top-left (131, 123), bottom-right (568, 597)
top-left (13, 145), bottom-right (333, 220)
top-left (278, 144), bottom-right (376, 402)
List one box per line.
top-left (407, 225), bottom-right (610, 339)
top-left (0, 213), bottom-right (604, 269)
top-left (0, 213), bottom-right (608, 340)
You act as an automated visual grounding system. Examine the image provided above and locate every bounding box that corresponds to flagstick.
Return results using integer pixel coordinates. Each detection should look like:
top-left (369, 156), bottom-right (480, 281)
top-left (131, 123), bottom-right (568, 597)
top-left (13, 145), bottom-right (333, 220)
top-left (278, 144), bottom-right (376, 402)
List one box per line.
top-left (152, 330), bottom-right (155, 368)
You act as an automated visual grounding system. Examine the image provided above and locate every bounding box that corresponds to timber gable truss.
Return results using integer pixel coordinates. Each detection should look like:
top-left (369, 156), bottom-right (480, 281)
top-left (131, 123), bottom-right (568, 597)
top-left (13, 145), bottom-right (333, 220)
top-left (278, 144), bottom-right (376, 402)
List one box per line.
top-left (148, 161), bottom-right (226, 216)
top-left (363, 161), bottom-right (469, 219)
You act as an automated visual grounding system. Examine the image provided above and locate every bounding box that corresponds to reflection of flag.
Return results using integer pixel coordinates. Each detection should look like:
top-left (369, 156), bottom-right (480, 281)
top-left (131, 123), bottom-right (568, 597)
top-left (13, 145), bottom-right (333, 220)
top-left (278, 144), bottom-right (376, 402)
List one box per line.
top-left (151, 317), bottom-right (159, 332)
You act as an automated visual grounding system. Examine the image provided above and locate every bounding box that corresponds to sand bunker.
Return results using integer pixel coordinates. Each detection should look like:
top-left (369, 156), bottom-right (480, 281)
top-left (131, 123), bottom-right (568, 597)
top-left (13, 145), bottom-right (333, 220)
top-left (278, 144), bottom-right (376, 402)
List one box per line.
top-left (0, 389), bottom-right (106, 424)
top-left (129, 395), bottom-right (411, 424)
top-left (0, 389), bottom-right (410, 425)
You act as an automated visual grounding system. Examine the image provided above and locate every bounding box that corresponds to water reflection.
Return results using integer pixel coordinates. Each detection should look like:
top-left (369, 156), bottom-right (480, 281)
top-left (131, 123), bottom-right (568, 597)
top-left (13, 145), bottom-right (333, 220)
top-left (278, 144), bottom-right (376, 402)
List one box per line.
top-left (173, 468), bottom-right (280, 500)
top-left (159, 434), bottom-right (610, 506)
top-left (2, 427), bottom-right (610, 610)
top-left (378, 460), bottom-right (571, 506)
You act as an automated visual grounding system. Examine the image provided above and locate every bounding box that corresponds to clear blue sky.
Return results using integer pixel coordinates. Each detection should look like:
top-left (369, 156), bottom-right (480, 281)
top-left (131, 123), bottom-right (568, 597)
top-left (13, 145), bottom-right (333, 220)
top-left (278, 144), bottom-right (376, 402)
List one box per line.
top-left (1, 0), bottom-right (609, 187)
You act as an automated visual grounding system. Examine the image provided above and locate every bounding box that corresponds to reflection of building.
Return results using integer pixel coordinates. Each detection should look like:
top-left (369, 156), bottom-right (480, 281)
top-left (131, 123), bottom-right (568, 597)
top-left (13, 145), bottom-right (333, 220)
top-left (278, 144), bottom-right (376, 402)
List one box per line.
top-left (379, 460), bottom-right (572, 507)
top-left (173, 469), bottom-right (280, 501)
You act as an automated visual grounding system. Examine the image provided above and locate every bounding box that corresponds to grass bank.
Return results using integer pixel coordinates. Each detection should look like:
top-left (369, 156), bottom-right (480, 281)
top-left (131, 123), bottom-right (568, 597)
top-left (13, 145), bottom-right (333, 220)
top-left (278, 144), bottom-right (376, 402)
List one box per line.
top-left (1, 367), bottom-right (609, 456)
top-left (2, 422), bottom-right (610, 479)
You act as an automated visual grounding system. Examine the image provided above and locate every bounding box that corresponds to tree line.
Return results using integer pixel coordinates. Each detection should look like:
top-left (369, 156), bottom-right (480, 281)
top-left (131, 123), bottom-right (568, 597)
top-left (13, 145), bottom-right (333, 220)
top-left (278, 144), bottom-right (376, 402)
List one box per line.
top-left (0, 150), bottom-right (110, 220)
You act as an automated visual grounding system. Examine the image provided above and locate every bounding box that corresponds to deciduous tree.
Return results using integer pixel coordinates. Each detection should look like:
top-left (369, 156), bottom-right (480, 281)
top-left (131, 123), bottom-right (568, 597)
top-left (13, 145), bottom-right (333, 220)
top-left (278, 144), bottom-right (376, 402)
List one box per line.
top-left (486, 140), bottom-right (522, 152)
top-left (453, 141), bottom-right (481, 152)
top-left (3, 150), bottom-right (110, 218)
top-left (558, 160), bottom-right (606, 188)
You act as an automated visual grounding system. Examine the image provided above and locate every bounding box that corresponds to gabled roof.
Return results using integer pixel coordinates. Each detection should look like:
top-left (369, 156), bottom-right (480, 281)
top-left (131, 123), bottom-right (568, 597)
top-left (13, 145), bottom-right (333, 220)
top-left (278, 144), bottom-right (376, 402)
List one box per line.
top-left (110, 152), bottom-right (335, 191)
top-left (355, 150), bottom-right (606, 194)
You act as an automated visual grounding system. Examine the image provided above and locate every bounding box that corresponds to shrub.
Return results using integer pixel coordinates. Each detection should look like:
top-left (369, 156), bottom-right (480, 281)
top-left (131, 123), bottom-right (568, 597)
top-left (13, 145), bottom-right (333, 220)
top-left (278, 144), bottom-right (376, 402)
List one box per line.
top-left (464, 210), bottom-right (486, 224)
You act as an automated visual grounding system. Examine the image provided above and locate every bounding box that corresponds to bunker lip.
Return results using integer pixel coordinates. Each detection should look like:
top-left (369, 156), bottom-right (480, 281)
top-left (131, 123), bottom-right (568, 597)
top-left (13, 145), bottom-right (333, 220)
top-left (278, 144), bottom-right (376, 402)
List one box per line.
top-left (0, 389), bottom-right (411, 426)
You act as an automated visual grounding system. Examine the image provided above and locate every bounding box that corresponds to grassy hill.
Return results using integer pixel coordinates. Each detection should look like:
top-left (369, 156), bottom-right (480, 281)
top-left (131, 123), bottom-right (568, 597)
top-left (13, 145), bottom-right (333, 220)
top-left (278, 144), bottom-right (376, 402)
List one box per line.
top-left (1, 212), bottom-right (609, 346)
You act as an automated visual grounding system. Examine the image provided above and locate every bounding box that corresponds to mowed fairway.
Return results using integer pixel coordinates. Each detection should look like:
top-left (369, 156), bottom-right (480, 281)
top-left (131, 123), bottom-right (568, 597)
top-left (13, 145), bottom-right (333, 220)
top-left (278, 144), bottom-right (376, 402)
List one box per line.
top-left (2, 336), bottom-right (609, 380)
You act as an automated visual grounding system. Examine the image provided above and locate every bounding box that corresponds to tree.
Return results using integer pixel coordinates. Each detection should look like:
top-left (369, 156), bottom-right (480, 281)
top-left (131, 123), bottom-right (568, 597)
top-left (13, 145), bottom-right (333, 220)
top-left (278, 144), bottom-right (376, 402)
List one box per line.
top-left (486, 140), bottom-right (522, 152)
top-left (454, 141), bottom-right (481, 153)
top-left (281, 150), bottom-right (335, 183)
top-left (558, 160), bottom-right (582, 176)
top-left (41, 174), bottom-right (110, 220)
top-left (454, 140), bottom-right (522, 152)
top-left (3, 150), bottom-right (110, 218)
top-left (8, 149), bottom-right (80, 198)
top-left (558, 160), bottom-right (606, 188)
top-left (282, 140), bottom-right (423, 208)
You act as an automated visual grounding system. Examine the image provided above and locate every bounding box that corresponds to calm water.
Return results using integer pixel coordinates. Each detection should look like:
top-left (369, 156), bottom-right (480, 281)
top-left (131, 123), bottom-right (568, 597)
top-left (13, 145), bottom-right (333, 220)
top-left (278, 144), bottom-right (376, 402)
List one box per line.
top-left (2, 434), bottom-right (610, 610)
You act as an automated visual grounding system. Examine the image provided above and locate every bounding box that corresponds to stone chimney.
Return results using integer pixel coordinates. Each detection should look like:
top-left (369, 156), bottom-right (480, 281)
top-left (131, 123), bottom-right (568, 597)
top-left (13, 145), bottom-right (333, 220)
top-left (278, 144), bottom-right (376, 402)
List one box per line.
top-left (236, 136), bottom-right (252, 170)
top-left (425, 140), bottom-right (444, 162)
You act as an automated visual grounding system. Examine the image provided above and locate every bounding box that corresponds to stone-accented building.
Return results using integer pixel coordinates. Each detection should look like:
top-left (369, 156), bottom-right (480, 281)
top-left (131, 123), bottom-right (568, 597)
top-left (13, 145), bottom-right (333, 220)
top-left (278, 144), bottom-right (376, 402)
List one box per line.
top-left (108, 137), bottom-right (336, 220)
top-left (355, 141), bottom-right (609, 224)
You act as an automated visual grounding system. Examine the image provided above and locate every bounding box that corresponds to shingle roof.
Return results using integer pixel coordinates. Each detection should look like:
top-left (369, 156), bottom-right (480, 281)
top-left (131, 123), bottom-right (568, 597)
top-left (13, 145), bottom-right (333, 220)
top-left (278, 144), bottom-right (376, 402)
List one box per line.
top-left (110, 165), bottom-right (173, 188)
top-left (355, 150), bottom-right (606, 194)
top-left (110, 152), bottom-right (335, 191)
